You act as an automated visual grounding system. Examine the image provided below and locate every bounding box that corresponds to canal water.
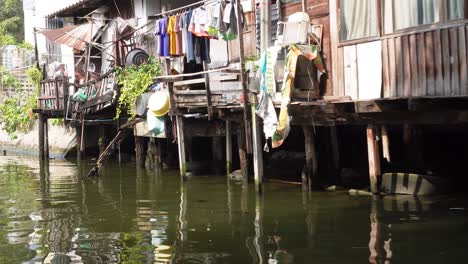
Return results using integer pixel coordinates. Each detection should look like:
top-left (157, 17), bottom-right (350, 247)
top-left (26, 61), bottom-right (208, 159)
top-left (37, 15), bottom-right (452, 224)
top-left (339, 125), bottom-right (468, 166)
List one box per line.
top-left (1, 156), bottom-right (468, 264)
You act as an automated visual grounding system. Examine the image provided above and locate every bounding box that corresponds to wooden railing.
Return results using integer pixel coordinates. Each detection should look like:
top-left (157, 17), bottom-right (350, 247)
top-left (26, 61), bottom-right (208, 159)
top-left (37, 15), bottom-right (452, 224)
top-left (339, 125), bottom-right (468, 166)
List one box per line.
top-left (37, 77), bottom-right (68, 114)
top-left (73, 69), bottom-right (116, 115)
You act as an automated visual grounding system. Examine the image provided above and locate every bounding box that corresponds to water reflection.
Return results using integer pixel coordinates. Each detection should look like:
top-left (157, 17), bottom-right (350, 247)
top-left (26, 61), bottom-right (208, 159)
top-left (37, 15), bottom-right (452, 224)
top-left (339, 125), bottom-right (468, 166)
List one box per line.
top-left (0, 157), bottom-right (468, 263)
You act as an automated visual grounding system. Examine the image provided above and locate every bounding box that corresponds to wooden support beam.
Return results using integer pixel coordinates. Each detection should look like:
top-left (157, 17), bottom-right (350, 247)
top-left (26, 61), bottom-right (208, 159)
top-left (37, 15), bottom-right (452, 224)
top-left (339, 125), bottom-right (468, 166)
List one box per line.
top-left (176, 116), bottom-right (187, 180)
top-left (303, 126), bottom-right (318, 191)
top-left (252, 102), bottom-right (263, 193)
top-left (366, 124), bottom-right (381, 194)
top-left (38, 114), bottom-right (45, 160)
top-left (235, 0), bottom-right (252, 155)
top-left (381, 125), bottom-right (391, 163)
top-left (135, 136), bottom-right (146, 168)
top-left (44, 118), bottom-right (49, 160)
top-left (149, 138), bottom-right (162, 169)
top-left (76, 126), bottom-right (82, 161)
top-left (98, 127), bottom-right (105, 156)
top-left (203, 61), bottom-right (213, 119)
top-left (226, 120), bottom-right (232, 175)
top-left (237, 122), bottom-right (249, 183)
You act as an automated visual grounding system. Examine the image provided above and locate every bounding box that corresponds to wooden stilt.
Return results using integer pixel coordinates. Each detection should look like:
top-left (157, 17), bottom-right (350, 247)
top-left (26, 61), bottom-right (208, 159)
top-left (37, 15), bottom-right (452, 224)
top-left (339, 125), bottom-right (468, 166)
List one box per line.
top-left (149, 138), bottom-right (162, 170)
top-left (38, 114), bottom-right (45, 160)
top-left (176, 116), bottom-right (186, 179)
top-left (381, 125), bottom-right (391, 163)
top-left (156, 139), bottom-right (162, 168)
top-left (366, 124), bottom-right (381, 194)
top-left (76, 126), bottom-right (82, 160)
top-left (303, 126), bottom-right (318, 191)
top-left (135, 136), bottom-right (146, 167)
top-left (98, 126), bottom-right (105, 156)
top-left (226, 120), bottom-right (232, 175)
top-left (252, 104), bottom-right (263, 193)
top-left (237, 122), bottom-right (249, 183)
top-left (44, 117), bottom-right (49, 160)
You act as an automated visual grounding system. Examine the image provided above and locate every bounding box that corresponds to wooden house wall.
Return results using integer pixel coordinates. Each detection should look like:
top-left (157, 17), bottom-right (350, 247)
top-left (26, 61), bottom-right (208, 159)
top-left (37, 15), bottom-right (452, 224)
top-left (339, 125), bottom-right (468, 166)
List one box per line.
top-left (282, 0), bottom-right (333, 96)
top-left (335, 23), bottom-right (468, 100)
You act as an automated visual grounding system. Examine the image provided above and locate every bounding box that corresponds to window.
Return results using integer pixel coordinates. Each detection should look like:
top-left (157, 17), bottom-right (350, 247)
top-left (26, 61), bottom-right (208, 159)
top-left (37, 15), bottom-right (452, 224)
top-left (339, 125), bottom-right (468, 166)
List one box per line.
top-left (393, 0), bottom-right (440, 30)
top-left (386, 0), bottom-right (466, 33)
top-left (448, 0), bottom-right (465, 19)
top-left (339, 0), bottom-right (379, 41)
top-left (339, 0), bottom-right (467, 43)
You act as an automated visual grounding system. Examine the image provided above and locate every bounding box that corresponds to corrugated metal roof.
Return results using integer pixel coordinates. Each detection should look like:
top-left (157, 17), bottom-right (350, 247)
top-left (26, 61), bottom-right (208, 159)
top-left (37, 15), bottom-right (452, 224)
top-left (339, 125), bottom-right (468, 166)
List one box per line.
top-left (46, 0), bottom-right (103, 18)
top-left (39, 23), bottom-right (99, 50)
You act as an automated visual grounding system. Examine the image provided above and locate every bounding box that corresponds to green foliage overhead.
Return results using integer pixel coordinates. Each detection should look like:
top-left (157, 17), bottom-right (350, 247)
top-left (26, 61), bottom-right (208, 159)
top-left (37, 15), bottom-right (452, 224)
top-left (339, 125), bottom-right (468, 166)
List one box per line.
top-left (0, 0), bottom-right (24, 46)
top-left (115, 58), bottom-right (162, 119)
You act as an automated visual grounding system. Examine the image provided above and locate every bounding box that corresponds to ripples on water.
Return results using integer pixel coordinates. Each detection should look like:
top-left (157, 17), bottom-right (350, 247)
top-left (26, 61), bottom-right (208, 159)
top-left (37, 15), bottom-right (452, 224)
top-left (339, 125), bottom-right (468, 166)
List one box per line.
top-left (0, 156), bottom-right (468, 264)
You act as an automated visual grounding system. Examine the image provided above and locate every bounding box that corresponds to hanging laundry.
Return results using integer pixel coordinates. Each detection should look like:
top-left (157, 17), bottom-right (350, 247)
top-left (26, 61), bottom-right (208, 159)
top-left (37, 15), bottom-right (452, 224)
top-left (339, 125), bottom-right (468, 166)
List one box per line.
top-left (167, 15), bottom-right (178, 55)
top-left (173, 14), bottom-right (182, 55)
top-left (256, 46), bottom-right (282, 142)
top-left (178, 13), bottom-right (186, 54)
top-left (182, 10), bottom-right (195, 62)
top-left (272, 45), bottom-right (305, 149)
top-left (155, 17), bottom-right (170, 57)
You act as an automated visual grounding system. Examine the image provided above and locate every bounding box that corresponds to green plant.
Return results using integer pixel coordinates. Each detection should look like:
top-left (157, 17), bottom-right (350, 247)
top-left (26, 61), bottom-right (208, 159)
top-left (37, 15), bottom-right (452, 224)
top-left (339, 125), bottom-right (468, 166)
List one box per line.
top-left (0, 66), bottom-right (42, 138)
top-left (17, 41), bottom-right (33, 50)
top-left (115, 57), bottom-right (162, 119)
top-left (26, 66), bottom-right (42, 90)
top-left (0, 66), bottom-right (20, 90)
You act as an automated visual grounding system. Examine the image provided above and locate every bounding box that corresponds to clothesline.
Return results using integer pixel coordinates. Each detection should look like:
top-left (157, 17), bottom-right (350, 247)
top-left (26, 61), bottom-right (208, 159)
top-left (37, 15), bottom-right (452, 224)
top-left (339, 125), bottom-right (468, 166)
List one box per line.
top-left (153, 66), bottom-right (238, 80)
top-left (151, 0), bottom-right (221, 19)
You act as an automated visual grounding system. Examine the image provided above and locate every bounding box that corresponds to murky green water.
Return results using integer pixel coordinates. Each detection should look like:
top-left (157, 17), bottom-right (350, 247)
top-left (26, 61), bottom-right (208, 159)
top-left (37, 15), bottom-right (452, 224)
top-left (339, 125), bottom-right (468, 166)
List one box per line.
top-left (1, 156), bottom-right (468, 264)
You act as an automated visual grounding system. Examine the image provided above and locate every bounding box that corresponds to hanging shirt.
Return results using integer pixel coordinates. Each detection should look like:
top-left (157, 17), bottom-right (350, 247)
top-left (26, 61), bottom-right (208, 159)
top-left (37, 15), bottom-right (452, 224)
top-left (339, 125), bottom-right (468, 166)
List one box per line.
top-left (167, 15), bottom-right (177, 56)
top-left (184, 10), bottom-right (195, 62)
top-left (175, 14), bottom-right (183, 56)
top-left (156, 18), bottom-right (170, 57)
top-left (153, 19), bottom-right (160, 55)
top-left (179, 13), bottom-right (187, 55)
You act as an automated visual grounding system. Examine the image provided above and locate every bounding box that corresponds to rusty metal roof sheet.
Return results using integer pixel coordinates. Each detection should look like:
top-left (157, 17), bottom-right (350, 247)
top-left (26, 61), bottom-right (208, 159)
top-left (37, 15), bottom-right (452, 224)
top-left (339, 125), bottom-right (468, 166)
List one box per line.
top-left (39, 23), bottom-right (99, 50)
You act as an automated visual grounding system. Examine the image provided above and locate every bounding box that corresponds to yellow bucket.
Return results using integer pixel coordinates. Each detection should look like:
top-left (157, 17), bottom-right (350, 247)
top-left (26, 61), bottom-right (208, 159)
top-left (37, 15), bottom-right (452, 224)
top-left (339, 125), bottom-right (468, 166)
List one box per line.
top-left (148, 91), bottom-right (170, 117)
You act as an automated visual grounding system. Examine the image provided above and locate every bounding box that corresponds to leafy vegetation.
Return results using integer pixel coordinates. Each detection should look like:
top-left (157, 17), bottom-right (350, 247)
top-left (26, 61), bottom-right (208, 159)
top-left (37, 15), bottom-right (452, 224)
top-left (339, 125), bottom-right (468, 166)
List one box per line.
top-left (0, 0), bottom-right (24, 46)
top-left (115, 58), bottom-right (162, 118)
top-left (0, 66), bottom-right (41, 138)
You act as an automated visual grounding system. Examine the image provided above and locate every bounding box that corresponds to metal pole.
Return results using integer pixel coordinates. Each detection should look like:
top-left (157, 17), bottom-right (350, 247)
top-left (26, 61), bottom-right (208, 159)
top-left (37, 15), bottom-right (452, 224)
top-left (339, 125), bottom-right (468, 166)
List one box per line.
top-left (33, 27), bottom-right (40, 68)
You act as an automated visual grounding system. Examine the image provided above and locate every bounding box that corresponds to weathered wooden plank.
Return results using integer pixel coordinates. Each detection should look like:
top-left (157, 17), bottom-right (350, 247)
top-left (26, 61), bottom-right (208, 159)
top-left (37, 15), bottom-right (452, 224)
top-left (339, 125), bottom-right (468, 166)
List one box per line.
top-left (336, 46), bottom-right (345, 96)
top-left (382, 39), bottom-right (390, 97)
top-left (417, 33), bottom-right (427, 96)
top-left (409, 34), bottom-right (419, 97)
top-left (367, 124), bottom-right (381, 194)
top-left (388, 38), bottom-right (397, 97)
top-left (459, 26), bottom-right (467, 95)
top-left (78, 92), bottom-right (114, 111)
top-left (174, 78), bottom-right (205, 87)
top-left (433, 30), bottom-right (444, 96)
top-left (441, 29), bottom-right (451, 95)
top-left (303, 126), bottom-right (318, 191)
top-left (425, 32), bottom-right (435, 96)
top-left (402, 36), bottom-right (411, 97)
top-left (395, 37), bottom-right (404, 96)
top-left (343, 45), bottom-right (358, 100)
top-left (450, 27), bottom-right (460, 95)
